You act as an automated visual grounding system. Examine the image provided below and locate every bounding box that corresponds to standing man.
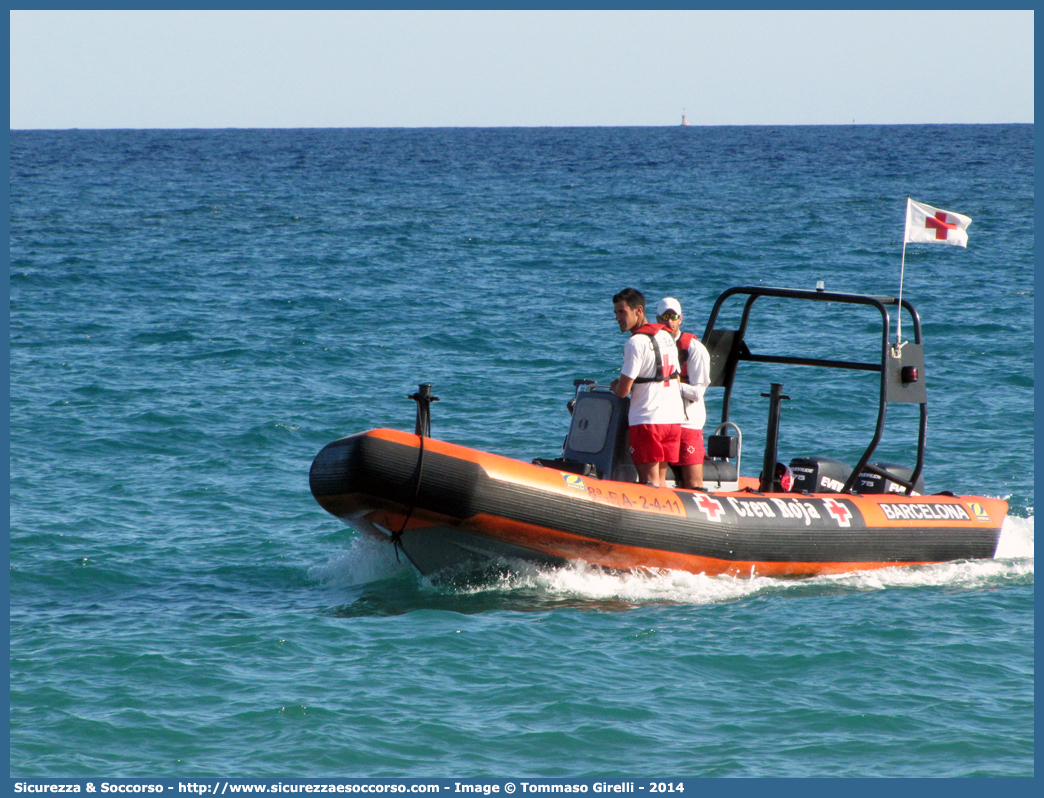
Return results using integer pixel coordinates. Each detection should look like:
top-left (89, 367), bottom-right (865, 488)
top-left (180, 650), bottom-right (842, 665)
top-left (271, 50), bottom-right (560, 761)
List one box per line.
top-left (610, 288), bottom-right (685, 487)
top-left (657, 297), bottom-right (712, 489)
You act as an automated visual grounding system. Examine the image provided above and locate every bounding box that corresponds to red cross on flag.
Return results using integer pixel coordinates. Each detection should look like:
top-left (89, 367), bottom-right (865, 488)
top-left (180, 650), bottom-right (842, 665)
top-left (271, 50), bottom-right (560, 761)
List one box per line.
top-left (904, 198), bottom-right (971, 248)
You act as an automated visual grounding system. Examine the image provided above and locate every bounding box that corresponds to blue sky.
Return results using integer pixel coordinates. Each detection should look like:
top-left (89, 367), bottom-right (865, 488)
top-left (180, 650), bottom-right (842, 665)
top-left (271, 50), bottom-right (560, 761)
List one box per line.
top-left (9, 10), bottom-right (1034, 129)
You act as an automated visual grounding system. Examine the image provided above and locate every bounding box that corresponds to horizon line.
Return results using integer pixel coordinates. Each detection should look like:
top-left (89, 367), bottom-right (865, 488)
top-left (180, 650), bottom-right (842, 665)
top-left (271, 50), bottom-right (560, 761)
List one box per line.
top-left (10, 121), bottom-right (1035, 132)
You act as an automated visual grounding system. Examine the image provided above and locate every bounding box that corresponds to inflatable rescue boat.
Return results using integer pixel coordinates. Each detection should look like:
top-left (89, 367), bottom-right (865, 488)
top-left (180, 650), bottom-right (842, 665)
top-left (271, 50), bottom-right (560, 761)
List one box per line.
top-left (310, 285), bottom-right (1007, 578)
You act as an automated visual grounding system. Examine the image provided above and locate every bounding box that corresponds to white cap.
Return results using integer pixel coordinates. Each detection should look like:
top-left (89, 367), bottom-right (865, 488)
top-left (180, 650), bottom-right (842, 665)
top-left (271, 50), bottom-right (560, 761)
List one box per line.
top-left (656, 297), bottom-right (682, 317)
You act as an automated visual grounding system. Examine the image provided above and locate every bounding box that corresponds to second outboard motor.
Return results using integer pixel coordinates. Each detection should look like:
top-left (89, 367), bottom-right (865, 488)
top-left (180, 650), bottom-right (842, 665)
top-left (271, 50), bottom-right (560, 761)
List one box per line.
top-left (855, 462), bottom-right (925, 495)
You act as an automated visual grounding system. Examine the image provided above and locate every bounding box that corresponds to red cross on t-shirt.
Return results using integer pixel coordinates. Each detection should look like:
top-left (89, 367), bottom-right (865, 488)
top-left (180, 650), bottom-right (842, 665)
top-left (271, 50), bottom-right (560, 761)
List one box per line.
top-left (925, 211), bottom-right (957, 241)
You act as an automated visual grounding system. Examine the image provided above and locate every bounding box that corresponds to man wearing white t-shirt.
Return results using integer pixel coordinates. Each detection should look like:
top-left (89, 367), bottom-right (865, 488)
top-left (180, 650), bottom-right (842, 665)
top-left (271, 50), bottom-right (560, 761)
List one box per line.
top-left (656, 297), bottom-right (712, 489)
top-left (609, 288), bottom-right (685, 487)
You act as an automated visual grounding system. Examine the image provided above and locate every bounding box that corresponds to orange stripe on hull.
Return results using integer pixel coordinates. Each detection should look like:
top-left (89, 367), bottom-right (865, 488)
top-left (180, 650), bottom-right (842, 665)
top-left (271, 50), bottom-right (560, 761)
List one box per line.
top-left (461, 513), bottom-right (938, 578)
top-left (372, 508), bottom-right (932, 579)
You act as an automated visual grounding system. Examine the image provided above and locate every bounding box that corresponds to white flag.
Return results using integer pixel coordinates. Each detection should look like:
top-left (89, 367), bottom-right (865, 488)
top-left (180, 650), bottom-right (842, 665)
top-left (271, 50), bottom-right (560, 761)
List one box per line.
top-left (904, 198), bottom-right (971, 248)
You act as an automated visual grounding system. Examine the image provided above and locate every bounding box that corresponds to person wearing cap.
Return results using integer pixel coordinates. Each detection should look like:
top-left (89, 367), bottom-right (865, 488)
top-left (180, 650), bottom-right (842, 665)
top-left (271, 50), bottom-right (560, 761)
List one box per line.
top-left (610, 288), bottom-right (685, 487)
top-left (656, 297), bottom-right (712, 489)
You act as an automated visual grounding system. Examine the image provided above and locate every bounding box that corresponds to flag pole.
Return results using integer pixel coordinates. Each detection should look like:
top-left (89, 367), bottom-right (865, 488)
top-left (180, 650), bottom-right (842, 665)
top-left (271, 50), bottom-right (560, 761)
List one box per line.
top-left (897, 239), bottom-right (906, 346)
top-left (894, 198), bottom-right (910, 354)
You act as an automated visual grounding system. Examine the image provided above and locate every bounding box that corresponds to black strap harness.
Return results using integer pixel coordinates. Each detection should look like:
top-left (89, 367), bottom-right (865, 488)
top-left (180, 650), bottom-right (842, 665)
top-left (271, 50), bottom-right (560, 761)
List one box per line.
top-left (632, 330), bottom-right (681, 385)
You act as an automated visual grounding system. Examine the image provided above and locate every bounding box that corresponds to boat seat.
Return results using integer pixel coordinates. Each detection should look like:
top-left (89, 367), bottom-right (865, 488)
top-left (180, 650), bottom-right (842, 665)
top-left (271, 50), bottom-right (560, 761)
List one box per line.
top-left (669, 433), bottom-right (738, 488)
top-left (707, 434), bottom-right (737, 459)
top-left (702, 459), bottom-right (737, 484)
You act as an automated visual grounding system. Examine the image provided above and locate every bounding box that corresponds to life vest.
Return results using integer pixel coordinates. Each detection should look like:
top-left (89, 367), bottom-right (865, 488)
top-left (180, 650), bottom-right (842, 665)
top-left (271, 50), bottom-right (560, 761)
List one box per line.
top-left (631, 323), bottom-right (680, 386)
top-left (676, 331), bottom-right (697, 381)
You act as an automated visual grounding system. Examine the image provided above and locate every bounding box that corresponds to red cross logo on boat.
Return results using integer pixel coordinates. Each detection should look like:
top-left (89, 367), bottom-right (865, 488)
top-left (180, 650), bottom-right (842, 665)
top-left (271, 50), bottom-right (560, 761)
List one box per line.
top-left (693, 493), bottom-right (725, 522)
top-left (925, 211), bottom-right (957, 241)
top-left (822, 498), bottom-right (852, 528)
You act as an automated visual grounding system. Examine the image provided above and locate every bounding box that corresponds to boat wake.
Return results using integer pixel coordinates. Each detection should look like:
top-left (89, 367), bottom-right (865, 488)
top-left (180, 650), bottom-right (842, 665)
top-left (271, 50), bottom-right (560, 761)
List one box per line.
top-left (313, 515), bottom-right (1033, 612)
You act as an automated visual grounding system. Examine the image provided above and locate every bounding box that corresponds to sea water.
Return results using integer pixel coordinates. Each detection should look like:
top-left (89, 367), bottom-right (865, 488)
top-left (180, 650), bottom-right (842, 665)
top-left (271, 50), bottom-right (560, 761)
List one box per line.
top-left (9, 126), bottom-right (1033, 778)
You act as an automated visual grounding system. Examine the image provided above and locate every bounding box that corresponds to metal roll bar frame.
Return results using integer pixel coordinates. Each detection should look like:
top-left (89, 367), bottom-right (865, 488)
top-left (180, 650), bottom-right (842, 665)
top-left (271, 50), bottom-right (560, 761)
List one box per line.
top-left (702, 285), bottom-right (926, 495)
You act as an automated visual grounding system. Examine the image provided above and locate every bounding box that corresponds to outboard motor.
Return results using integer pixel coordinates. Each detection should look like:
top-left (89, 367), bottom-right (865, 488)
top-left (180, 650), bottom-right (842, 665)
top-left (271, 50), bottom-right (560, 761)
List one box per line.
top-left (534, 385), bottom-right (638, 482)
top-left (855, 461), bottom-right (925, 495)
top-left (789, 456), bottom-right (853, 494)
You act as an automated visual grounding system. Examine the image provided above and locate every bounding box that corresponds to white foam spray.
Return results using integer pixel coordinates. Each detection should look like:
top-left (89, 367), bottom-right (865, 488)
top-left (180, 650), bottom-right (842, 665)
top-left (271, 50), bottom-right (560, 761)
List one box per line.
top-left (315, 514), bottom-right (1033, 606)
top-left (994, 513), bottom-right (1034, 559)
top-left (310, 533), bottom-right (414, 589)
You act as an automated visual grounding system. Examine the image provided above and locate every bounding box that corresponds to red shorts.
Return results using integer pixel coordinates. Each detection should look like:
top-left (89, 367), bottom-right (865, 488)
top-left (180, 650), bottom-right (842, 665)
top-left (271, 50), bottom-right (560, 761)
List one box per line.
top-left (673, 428), bottom-right (705, 466)
top-left (628, 423), bottom-right (681, 466)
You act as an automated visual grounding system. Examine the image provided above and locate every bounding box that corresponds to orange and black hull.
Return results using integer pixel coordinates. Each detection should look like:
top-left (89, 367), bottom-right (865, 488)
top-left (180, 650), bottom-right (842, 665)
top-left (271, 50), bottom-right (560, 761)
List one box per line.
top-left (309, 429), bottom-right (1006, 578)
